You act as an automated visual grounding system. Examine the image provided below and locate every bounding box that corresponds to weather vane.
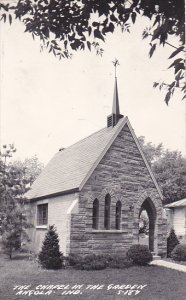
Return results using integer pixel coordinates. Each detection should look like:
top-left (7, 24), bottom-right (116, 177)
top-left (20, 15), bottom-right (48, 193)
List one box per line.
top-left (112, 59), bottom-right (120, 78)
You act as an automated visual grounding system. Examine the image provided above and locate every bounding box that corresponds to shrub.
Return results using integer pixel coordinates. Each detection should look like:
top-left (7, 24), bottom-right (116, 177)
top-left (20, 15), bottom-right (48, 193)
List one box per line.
top-left (107, 254), bottom-right (133, 269)
top-left (38, 225), bottom-right (63, 269)
top-left (167, 229), bottom-right (179, 258)
top-left (171, 244), bottom-right (186, 261)
top-left (67, 253), bottom-right (82, 267)
top-left (127, 244), bottom-right (153, 265)
top-left (2, 231), bottom-right (21, 259)
top-left (72, 254), bottom-right (107, 271)
top-left (67, 253), bottom-right (133, 270)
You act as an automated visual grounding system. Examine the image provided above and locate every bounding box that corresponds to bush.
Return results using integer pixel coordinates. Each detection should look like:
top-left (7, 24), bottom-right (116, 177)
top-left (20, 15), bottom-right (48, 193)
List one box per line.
top-left (2, 231), bottom-right (21, 259)
top-left (127, 244), bottom-right (153, 265)
top-left (167, 229), bottom-right (179, 258)
top-left (70, 254), bottom-right (107, 271)
top-left (67, 253), bottom-right (133, 270)
top-left (171, 244), bottom-right (186, 261)
top-left (67, 253), bottom-right (83, 266)
top-left (38, 225), bottom-right (63, 269)
top-left (107, 254), bottom-right (133, 269)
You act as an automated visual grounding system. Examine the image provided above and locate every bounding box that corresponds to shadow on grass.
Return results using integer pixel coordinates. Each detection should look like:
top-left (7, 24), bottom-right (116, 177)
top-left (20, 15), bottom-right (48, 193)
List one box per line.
top-left (0, 251), bottom-right (36, 261)
top-left (11, 254), bottom-right (31, 260)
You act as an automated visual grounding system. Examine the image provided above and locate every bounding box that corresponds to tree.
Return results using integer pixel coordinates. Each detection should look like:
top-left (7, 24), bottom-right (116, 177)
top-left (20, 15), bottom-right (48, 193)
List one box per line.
top-left (139, 137), bottom-right (186, 205)
top-left (13, 155), bottom-right (44, 187)
top-left (38, 225), bottom-right (63, 269)
top-left (0, 144), bottom-right (43, 258)
top-left (1, 208), bottom-right (29, 259)
top-left (0, 144), bottom-right (29, 258)
top-left (138, 136), bottom-right (163, 166)
top-left (0, 0), bottom-right (185, 104)
top-left (153, 150), bottom-right (186, 204)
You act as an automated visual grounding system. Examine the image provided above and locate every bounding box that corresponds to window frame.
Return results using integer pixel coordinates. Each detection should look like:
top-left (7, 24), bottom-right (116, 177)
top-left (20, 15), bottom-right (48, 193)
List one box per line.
top-left (37, 203), bottom-right (48, 226)
top-left (104, 194), bottom-right (111, 230)
top-left (92, 198), bottom-right (99, 229)
top-left (116, 200), bottom-right (122, 230)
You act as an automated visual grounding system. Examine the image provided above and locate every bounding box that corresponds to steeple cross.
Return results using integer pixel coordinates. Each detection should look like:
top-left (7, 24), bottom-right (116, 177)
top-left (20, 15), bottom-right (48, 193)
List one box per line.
top-left (112, 59), bottom-right (120, 78)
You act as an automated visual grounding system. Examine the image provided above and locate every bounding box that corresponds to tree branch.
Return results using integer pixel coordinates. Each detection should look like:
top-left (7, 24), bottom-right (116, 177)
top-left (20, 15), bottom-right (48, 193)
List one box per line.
top-left (148, 33), bottom-right (180, 50)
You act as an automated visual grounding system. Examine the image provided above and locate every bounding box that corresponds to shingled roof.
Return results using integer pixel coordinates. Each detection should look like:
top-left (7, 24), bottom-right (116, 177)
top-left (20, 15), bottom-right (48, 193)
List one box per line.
top-left (165, 198), bottom-right (186, 208)
top-left (27, 117), bottom-right (128, 200)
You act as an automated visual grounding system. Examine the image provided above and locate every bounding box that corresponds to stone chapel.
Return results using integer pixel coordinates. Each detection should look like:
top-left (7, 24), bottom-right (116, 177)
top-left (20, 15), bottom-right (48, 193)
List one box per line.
top-left (26, 76), bottom-right (167, 257)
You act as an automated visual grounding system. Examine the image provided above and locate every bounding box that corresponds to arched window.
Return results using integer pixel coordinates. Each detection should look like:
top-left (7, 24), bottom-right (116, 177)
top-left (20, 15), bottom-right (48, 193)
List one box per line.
top-left (92, 199), bottom-right (99, 229)
top-left (116, 201), bottom-right (121, 230)
top-left (104, 194), bottom-right (111, 230)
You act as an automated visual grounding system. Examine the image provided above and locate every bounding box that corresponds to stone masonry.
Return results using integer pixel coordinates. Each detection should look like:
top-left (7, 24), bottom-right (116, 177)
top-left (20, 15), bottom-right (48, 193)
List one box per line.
top-left (69, 124), bottom-right (167, 256)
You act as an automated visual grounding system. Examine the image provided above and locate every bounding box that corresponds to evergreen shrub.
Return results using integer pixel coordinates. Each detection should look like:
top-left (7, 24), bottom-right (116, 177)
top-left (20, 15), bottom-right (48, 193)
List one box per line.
top-left (171, 244), bottom-right (186, 261)
top-left (107, 254), bottom-right (133, 269)
top-left (167, 229), bottom-right (179, 258)
top-left (67, 253), bottom-right (82, 266)
top-left (2, 230), bottom-right (21, 259)
top-left (127, 244), bottom-right (153, 265)
top-left (67, 253), bottom-right (133, 270)
top-left (38, 225), bottom-right (63, 269)
top-left (71, 254), bottom-right (107, 270)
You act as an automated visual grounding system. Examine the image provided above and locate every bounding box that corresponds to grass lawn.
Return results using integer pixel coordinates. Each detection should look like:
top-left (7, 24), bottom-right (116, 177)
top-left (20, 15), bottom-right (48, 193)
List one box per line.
top-left (0, 253), bottom-right (185, 300)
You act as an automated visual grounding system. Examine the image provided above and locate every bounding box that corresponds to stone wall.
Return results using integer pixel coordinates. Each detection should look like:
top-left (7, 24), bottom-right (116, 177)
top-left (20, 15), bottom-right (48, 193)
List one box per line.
top-left (69, 123), bottom-right (167, 256)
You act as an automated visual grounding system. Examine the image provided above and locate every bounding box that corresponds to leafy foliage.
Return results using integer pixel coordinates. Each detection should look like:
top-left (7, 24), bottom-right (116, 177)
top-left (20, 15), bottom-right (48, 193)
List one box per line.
top-left (0, 144), bottom-right (30, 258)
top-left (68, 253), bottom-right (107, 270)
top-left (138, 136), bottom-right (163, 166)
top-left (139, 137), bottom-right (186, 205)
top-left (153, 150), bottom-right (186, 204)
top-left (13, 155), bottom-right (44, 187)
top-left (167, 229), bottom-right (180, 258)
top-left (127, 244), bottom-right (153, 265)
top-left (38, 225), bottom-right (63, 269)
top-left (171, 243), bottom-right (186, 261)
top-left (1, 210), bottom-right (27, 258)
top-left (0, 0), bottom-right (185, 104)
top-left (67, 253), bottom-right (133, 270)
top-left (0, 144), bottom-right (43, 258)
top-left (106, 254), bottom-right (133, 269)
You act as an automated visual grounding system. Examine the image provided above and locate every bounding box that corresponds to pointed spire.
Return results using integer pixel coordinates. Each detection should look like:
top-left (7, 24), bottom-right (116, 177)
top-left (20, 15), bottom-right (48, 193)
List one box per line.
top-left (107, 59), bottom-right (123, 128)
top-left (112, 77), bottom-right (120, 115)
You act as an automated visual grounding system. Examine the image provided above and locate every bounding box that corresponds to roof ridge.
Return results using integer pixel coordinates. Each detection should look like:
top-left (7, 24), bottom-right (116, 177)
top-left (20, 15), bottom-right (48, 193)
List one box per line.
top-left (79, 117), bottom-right (127, 190)
top-left (27, 117), bottom-right (127, 200)
top-left (58, 119), bottom-right (125, 154)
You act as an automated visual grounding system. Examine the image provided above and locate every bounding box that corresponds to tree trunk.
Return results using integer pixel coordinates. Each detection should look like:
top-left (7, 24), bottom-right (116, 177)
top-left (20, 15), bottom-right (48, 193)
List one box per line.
top-left (9, 247), bottom-right (12, 259)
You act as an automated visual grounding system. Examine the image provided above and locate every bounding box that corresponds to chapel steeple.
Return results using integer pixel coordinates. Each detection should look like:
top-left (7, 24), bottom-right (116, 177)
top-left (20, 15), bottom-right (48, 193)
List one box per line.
top-left (107, 59), bottom-right (123, 128)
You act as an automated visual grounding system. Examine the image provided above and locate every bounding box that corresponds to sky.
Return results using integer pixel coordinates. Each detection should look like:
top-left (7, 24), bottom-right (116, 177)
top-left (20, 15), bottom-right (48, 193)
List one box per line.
top-left (0, 15), bottom-right (185, 165)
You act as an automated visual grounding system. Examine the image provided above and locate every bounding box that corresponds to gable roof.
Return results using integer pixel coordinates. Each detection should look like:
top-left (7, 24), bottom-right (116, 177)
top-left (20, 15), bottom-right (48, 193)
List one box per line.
top-left (27, 117), bottom-right (127, 200)
top-left (165, 198), bottom-right (186, 208)
top-left (27, 117), bottom-right (163, 201)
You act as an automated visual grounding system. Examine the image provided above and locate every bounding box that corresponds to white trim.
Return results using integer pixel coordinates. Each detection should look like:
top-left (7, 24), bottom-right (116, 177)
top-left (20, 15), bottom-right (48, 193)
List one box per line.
top-left (67, 198), bottom-right (79, 215)
top-left (91, 230), bottom-right (123, 233)
top-left (66, 198), bottom-right (79, 256)
top-left (36, 199), bottom-right (49, 205)
top-left (36, 225), bottom-right (48, 229)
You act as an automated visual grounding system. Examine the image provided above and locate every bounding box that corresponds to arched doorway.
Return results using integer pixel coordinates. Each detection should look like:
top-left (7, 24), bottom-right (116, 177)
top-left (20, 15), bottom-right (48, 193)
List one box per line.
top-left (139, 198), bottom-right (157, 252)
